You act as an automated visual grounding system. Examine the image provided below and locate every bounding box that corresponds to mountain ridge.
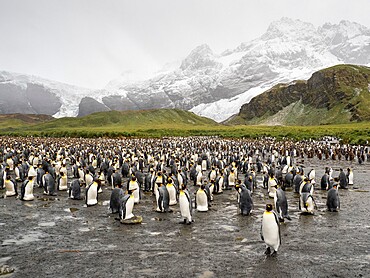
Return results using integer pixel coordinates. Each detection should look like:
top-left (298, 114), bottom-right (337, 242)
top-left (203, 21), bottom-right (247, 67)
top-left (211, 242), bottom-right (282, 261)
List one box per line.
top-left (1, 18), bottom-right (370, 120)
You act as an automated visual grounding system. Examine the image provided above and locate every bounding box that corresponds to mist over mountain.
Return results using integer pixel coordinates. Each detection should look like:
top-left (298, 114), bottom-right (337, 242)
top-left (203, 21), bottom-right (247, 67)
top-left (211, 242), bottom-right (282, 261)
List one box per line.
top-left (1, 18), bottom-right (369, 121)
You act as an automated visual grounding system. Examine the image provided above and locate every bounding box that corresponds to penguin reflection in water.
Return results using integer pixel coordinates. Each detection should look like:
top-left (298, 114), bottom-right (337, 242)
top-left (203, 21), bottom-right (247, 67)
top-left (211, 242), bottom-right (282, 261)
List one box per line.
top-left (261, 204), bottom-right (281, 256)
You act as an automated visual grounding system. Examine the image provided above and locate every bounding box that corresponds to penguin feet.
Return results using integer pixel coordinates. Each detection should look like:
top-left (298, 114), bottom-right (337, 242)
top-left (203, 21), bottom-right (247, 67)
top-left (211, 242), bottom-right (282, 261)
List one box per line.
top-left (279, 218), bottom-right (285, 223)
top-left (285, 216), bottom-right (292, 221)
top-left (271, 251), bottom-right (277, 257)
top-left (264, 247), bottom-right (271, 255)
top-left (179, 219), bottom-right (187, 224)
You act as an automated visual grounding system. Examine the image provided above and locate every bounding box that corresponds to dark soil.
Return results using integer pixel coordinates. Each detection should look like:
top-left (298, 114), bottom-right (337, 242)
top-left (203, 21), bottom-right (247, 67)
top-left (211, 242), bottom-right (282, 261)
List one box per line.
top-left (1, 157), bottom-right (369, 278)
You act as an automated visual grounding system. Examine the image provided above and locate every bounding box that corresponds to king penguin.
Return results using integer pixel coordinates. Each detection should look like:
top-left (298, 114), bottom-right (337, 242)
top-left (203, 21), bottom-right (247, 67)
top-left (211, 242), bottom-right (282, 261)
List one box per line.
top-left (20, 176), bottom-right (34, 201)
top-left (179, 184), bottom-right (193, 224)
top-left (195, 184), bottom-right (208, 212)
top-left (327, 183), bottom-right (340, 212)
top-left (85, 179), bottom-right (100, 206)
top-left (299, 178), bottom-right (316, 214)
top-left (58, 172), bottom-right (68, 191)
top-left (4, 175), bottom-right (17, 197)
top-left (110, 185), bottom-right (124, 213)
top-left (69, 179), bottom-right (82, 200)
top-left (166, 178), bottom-right (178, 205)
top-left (236, 184), bottom-right (253, 216)
top-left (128, 176), bottom-right (140, 204)
top-left (347, 168), bottom-right (354, 186)
top-left (155, 183), bottom-right (171, 212)
top-left (119, 189), bottom-right (135, 220)
top-left (268, 174), bottom-right (278, 198)
top-left (261, 204), bottom-right (281, 256)
top-left (274, 187), bottom-right (291, 221)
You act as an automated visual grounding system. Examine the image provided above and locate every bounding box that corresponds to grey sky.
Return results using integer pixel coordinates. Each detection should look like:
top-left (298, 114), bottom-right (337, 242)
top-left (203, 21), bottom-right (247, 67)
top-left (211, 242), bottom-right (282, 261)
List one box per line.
top-left (0, 0), bottom-right (369, 89)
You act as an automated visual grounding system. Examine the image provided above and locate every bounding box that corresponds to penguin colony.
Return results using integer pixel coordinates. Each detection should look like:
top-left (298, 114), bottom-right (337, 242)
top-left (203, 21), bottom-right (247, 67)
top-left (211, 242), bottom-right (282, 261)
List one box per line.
top-left (0, 136), bottom-right (367, 255)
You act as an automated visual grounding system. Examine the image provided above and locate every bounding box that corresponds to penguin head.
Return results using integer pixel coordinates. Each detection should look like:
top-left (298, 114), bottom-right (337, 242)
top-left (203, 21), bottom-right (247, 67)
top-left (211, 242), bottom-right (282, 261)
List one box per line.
top-left (266, 204), bottom-right (273, 212)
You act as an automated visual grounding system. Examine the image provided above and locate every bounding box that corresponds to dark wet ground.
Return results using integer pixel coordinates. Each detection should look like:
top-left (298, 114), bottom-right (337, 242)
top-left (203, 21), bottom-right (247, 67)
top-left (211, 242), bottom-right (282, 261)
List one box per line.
top-left (1, 157), bottom-right (370, 278)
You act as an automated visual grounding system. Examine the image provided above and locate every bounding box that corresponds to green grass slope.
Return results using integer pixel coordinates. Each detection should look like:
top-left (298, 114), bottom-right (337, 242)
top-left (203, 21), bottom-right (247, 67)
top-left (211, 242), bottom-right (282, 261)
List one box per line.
top-left (0, 114), bottom-right (53, 129)
top-left (0, 109), bottom-right (369, 144)
top-left (0, 109), bottom-right (219, 138)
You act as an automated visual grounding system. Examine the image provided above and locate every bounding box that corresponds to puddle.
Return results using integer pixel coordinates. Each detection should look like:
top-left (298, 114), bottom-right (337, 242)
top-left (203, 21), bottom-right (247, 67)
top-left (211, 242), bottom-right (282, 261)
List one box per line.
top-left (198, 270), bottom-right (215, 278)
top-left (38, 222), bottom-right (56, 227)
top-left (0, 257), bottom-right (12, 264)
top-left (219, 225), bottom-right (238, 232)
top-left (2, 231), bottom-right (43, 246)
top-left (64, 207), bottom-right (80, 213)
top-left (38, 203), bottom-right (51, 208)
top-left (148, 232), bottom-right (161, 236)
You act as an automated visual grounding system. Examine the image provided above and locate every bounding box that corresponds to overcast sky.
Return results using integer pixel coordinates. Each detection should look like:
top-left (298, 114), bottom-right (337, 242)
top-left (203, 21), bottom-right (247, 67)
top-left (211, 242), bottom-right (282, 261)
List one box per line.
top-left (0, 0), bottom-right (369, 89)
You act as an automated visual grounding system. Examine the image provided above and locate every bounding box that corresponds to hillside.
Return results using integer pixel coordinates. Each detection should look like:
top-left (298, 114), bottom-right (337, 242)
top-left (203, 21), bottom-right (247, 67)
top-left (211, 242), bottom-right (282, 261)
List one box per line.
top-left (0, 109), bottom-right (219, 137)
top-left (0, 114), bottom-right (54, 129)
top-left (228, 65), bottom-right (370, 125)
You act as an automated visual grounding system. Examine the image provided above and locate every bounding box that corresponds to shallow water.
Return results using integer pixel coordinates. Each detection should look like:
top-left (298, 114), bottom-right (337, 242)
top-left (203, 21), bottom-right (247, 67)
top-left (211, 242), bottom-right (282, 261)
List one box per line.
top-left (1, 157), bottom-right (370, 277)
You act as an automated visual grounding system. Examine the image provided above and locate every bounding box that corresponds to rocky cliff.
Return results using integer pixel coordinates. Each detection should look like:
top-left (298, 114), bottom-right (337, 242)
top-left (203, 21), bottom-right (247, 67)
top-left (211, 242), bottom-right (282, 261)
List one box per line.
top-left (229, 64), bottom-right (370, 125)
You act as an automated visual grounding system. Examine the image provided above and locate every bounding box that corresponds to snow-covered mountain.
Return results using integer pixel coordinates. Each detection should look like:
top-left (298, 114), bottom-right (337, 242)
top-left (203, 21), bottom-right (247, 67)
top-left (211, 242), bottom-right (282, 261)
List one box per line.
top-left (0, 70), bottom-right (108, 117)
top-left (103, 17), bottom-right (370, 122)
top-left (1, 18), bottom-right (370, 120)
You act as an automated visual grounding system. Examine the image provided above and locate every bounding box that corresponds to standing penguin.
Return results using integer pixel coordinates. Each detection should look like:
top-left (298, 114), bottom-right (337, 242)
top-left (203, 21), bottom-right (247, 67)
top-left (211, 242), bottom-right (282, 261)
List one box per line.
top-left (268, 174), bottom-right (278, 198)
top-left (110, 185), bottom-right (124, 213)
top-left (236, 184), bottom-right (253, 216)
top-left (195, 170), bottom-right (203, 186)
top-left (299, 187), bottom-right (317, 214)
top-left (195, 184), bottom-right (208, 212)
top-left (320, 169), bottom-right (330, 190)
top-left (261, 204), bottom-right (281, 256)
top-left (274, 187), bottom-right (291, 221)
top-left (338, 168), bottom-right (348, 189)
top-left (58, 172), bottom-right (68, 191)
top-left (284, 171), bottom-right (294, 189)
top-left (69, 179), bottom-right (82, 200)
top-left (127, 176), bottom-right (140, 204)
top-left (166, 178), bottom-right (178, 206)
top-left (155, 183), bottom-right (171, 212)
top-left (293, 169), bottom-right (304, 193)
top-left (85, 179), bottom-right (100, 206)
top-left (214, 172), bottom-right (224, 194)
top-left (179, 184), bottom-right (193, 224)
top-left (4, 175), bottom-right (17, 197)
top-left (299, 178), bottom-right (316, 214)
top-left (346, 168), bottom-right (354, 186)
top-left (20, 176), bottom-right (34, 201)
top-left (327, 184), bottom-right (340, 212)
top-left (119, 189), bottom-right (135, 220)
top-left (43, 170), bottom-right (56, 196)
